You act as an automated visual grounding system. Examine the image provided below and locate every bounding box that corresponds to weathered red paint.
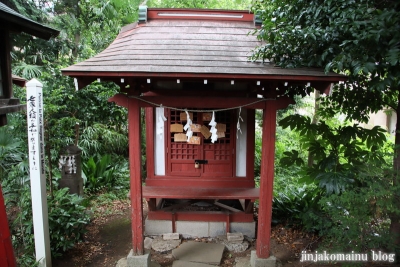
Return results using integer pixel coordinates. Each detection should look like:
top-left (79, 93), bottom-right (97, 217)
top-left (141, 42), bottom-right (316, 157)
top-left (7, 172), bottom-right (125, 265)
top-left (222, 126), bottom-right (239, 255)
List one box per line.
top-left (256, 101), bottom-right (277, 259)
top-left (108, 94), bottom-right (129, 108)
top-left (128, 98), bottom-right (144, 255)
top-left (0, 185), bottom-right (17, 267)
top-left (143, 186), bottom-right (259, 200)
top-left (145, 177), bottom-right (255, 188)
top-left (64, 72), bottom-right (345, 89)
top-left (147, 8), bottom-right (255, 22)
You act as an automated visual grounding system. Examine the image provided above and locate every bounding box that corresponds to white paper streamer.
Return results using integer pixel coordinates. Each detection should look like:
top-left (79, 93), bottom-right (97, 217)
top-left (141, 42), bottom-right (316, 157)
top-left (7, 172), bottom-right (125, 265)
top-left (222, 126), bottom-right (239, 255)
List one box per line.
top-left (184, 110), bottom-right (193, 142)
top-left (209, 111), bottom-right (218, 143)
top-left (156, 106), bottom-right (167, 139)
top-left (237, 107), bottom-right (243, 139)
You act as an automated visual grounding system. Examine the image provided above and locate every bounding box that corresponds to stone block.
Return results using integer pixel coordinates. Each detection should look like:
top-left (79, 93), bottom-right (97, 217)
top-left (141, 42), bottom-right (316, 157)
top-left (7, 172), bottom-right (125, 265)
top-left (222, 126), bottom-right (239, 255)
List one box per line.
top-left (144, 219), bottom-right (171, 235)
top-left (231, 222), bottom-right (256, 238)
top-left (250, 251), bottom-right (276, 267)
top-left (227, 232), bottom-right (244, 242)
top-left (127, 249), bottom-right (150, 267)
top-left (209, 222), bottom-right (226, 236)
top-left (176, 221), bottom-right (208, 238)
top-left (163, 233), bottom-right (179, 240)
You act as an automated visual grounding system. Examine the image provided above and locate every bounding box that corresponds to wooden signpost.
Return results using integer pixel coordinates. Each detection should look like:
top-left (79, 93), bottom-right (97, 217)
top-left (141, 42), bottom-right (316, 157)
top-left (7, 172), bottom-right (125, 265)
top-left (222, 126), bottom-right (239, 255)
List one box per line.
top-left (26, 79), bottom-right (51, 267)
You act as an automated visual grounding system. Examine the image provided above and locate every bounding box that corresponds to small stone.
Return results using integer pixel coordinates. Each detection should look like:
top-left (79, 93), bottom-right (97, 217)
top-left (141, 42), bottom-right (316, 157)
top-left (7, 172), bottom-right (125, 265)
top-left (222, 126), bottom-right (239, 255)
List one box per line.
top-left (223, 240), bottom-right (249, 253)
top-left (227, 232), bottom-right (244, 242)
top-left (163, 233), bottom-right (180, 240)
top-left (144, 237), bottom-right (153, 249)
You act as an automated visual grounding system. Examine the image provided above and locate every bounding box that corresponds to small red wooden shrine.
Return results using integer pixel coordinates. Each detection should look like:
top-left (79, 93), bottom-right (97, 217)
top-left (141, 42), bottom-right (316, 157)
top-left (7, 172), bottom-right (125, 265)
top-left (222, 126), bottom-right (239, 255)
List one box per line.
top-left (62, 8), bottom-right (345, 259)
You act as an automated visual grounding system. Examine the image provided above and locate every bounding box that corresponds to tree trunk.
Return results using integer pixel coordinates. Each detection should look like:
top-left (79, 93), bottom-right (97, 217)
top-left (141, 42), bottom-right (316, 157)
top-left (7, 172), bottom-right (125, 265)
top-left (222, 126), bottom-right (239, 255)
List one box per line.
top-left (308, 89), bottom-right (320, 167)
top-left (390, 89), bottom-right (400, 256)
top-left (72, 1), bottom-right (81, 58)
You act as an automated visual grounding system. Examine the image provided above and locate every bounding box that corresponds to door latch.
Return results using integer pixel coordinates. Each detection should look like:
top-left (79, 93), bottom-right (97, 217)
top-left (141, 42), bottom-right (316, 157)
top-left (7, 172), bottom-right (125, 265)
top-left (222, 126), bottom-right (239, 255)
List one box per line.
top-left (194, 159), bottom-right (208, 169)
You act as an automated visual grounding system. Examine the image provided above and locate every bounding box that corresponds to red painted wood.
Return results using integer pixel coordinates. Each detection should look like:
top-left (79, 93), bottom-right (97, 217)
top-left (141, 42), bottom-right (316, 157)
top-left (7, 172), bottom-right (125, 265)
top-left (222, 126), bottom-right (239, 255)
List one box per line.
top-left (64, 71), bottom-right (346, 83)
top-left (147, 211), bottom-right (254, 222)
top-left (137, 96), bottom-right (270, 109)
top-left (128, 98), bottom-right (144, 255)
top-left (143, 90), bottom-right (257, 98)
top-left (145, 107), bottom-right (155, 179)
top-left (108, 93), bottom-right (129, 108)
top-left (0, 185), bottom-right (16, 267)
top-left (226, 214), bottom-right (230, 233)
top-left (145, 178), bottom-right (255, 188)
top-left (147, 9), bottom-right (255, 22)
top-left (276, 96), bottom-right (296, 110)
top-left (143, 186), bottom-right (259, 200)
top-left (256, 101), bottom-right (277, 259)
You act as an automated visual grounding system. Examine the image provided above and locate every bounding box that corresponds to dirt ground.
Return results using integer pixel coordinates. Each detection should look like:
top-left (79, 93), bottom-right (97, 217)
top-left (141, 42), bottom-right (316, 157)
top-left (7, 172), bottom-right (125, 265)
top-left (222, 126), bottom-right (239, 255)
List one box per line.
top-left (52, 200), bottom-right (400, 267)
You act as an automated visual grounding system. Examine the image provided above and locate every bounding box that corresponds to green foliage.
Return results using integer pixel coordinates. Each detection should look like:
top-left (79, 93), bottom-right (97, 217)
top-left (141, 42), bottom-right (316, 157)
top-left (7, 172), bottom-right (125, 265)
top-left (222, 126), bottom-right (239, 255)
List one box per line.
top-left (0, 127), bottom-right (25, 181)
top-left (251, 0), bottom-right (400, 121)
top-left (279, 114), bottom-right (387, 194)
top-left (273, 185), bottom-right (319, 225)
top-left (79, 123), bottom-right (128, 158)
top-left (10, 186), bottom-right (90, 260)
top-left (82, 154), bottom-right (126, 192)
top-left (275, 111), bottom-right (397, 253)
top-left (306, 162), bottom-right (399, 253)
top-left (2, 0), bottom-right (136, 263)
top-left (47, 188), bottom-right (91, 256)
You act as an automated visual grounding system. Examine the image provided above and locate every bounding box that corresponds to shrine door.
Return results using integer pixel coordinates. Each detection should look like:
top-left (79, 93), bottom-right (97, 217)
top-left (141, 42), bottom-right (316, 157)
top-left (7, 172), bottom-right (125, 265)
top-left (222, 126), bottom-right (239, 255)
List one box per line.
top-left (166, 109), bottom-right (235, 178)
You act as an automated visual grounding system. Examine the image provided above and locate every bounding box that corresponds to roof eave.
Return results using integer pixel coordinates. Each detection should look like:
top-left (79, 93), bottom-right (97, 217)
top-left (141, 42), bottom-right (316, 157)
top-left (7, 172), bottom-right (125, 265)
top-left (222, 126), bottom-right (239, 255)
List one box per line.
top-left (0, 10), bottom-right (59, 40)
top-left (61, 70), bottom-right (347, 82)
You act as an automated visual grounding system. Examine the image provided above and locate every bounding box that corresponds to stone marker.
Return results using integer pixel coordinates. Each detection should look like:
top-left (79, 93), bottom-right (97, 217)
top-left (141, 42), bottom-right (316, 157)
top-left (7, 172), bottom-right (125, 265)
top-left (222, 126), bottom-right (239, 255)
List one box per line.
top-left (163, 233), bottom-right (180, 240)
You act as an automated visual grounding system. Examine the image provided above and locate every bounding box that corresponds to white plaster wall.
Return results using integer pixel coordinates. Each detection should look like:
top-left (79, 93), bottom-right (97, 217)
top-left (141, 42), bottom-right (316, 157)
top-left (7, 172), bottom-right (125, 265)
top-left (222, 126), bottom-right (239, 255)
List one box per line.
top-left (236, 109), bottom-right (247, 177)
top-left (154, 107), bottom-right (166, 175)
top-left (364, 109), bottom-right (397, 136)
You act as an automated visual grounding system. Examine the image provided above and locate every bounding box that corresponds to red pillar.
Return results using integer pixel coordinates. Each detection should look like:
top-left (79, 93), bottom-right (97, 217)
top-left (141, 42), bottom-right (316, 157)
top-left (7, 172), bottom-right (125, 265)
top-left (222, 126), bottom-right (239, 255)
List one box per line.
top-left (256, 100), bottom-right (277, 258)
top-left (128, 98), bottom-right (144, 255)
top-left (0, 185), bottom-right (17, 267)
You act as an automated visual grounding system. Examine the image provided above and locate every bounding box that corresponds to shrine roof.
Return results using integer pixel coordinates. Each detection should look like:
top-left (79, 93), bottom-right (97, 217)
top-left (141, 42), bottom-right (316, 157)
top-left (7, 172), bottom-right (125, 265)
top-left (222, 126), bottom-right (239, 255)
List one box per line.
top-left (0, 2), bottom-right (59, 40)
top-left (62, 8), bottom-right (345, 84)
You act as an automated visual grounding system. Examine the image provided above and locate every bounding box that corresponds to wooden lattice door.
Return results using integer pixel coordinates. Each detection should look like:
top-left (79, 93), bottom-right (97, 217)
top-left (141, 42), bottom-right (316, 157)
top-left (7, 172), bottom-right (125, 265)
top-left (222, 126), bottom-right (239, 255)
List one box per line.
top-left (166, 109), bottom-right (235, 178)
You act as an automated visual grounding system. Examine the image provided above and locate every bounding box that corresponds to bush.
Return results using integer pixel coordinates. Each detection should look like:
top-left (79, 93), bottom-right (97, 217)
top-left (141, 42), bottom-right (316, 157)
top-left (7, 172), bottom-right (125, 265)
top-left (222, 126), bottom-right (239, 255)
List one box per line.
top-left (48, 188), bottom-right (91, 256)
top-left (11, 187), bottom-right (90, 262)
top-left (82, 154), bottom-right (130, 193)
top-left (272, 184), bottom-right (320, 225)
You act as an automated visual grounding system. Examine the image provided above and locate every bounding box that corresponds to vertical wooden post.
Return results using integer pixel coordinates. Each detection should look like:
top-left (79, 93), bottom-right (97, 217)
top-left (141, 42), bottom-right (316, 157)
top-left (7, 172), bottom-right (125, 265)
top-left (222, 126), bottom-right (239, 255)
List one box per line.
top-left (0, 185), bottom-right (17, 267)
top-left (128, 98), bottom-right (144, 255)
top-left (256, 100), bottom-right (277, 258)
top-left (26, 79), bottom-right (51, 267)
